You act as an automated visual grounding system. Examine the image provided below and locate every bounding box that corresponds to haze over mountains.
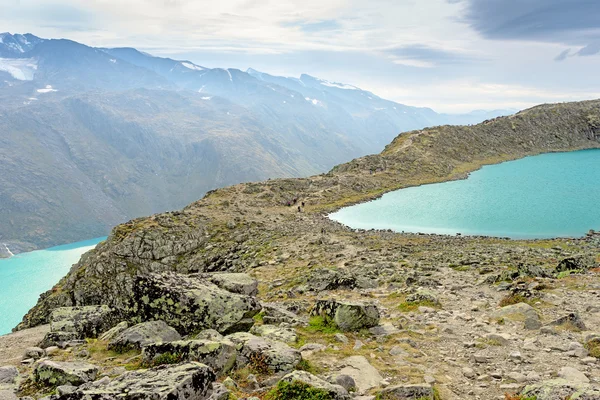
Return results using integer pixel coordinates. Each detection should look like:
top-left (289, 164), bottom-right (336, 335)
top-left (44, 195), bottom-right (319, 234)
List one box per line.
top-left (0, 32), bottom-right (515, 252)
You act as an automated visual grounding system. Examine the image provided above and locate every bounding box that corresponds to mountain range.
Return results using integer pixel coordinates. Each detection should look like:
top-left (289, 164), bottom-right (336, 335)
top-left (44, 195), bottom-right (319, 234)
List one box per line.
top-left (0, 32), bottom-right (516, 253)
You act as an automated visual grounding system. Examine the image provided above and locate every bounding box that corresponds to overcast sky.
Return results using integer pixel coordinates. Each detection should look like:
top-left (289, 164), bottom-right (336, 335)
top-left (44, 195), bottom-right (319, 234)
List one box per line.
top-left (2, 0), bottom-right (600, 112)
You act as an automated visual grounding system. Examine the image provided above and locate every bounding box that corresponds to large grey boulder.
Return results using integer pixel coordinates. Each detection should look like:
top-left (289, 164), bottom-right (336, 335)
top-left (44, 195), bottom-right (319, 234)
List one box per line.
top-left (279, 371), bottom-right (350, 400)
top-left (250, 324), bottom-right (298, 343)
top-left (311, 300), bottom-right (380, 332)
top-left (40, 306), bottom-right (118, 348)
top-left (490, 303), bottom-right (541, 330)
top-left (336, 356), bottom-right (382, 394)
top-left (34, 360), bottom-right (98, 387)
top-left (208, 273), bottom-right (259, 296)
top-left (522, 379), bottom-right (600, 400)
top-left (226, 332), bottom-right (301, 373)
top-left (0, 367), bottom-right (18, 385)
top-left (48, 362), bottom-right (216, 400)
top-left (98, 321), bottom-right (129, 342)
top-left (142, 339), bottom-right (237, 374)
top-left (376, 384), bottom-right (434, 399)
top-left (108, 321), bottom-right (181, 352)
top-left (261, 303), bottom-right (305, 326)
top-left (129, 272), bottom-right (261, 335)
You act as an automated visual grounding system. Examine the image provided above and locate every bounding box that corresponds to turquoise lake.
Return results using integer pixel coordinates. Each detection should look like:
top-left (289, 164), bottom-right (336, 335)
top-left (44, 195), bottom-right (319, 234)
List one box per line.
top-left (330, 149), bottom-right (600, 239)
top-left (0, 237), bottom-right (105, 335)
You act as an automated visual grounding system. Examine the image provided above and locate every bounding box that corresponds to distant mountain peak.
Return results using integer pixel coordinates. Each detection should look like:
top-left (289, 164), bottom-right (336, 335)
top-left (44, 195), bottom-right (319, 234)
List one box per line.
top-left (0, 33), bottom-right (44, 57)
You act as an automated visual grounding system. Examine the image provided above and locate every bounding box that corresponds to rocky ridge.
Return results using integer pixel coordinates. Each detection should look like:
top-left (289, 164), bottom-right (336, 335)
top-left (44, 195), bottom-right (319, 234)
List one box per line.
top-left (1, 99), bottom-right (600, 399)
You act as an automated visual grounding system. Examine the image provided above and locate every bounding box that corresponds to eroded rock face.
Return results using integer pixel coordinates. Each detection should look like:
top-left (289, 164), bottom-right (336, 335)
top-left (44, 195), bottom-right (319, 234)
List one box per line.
top-left (142, 339), bottom-right (237, 375)
top-left (279, 371), bottom-right (350, 400)
top-left (47, 362), bottom-right (216, 400)
top-left (34, 361), bottom-right (98, 387)
top-left (311, 300), bottom-right (380, 332)
top-left (522, 379), bottom-right (600, 400)
top-left (108, 321), bottom-right (182, 352)
top-left (226, 332), bottom-right (301, 373)
top-left (129, 272), bottom-right (262, 335)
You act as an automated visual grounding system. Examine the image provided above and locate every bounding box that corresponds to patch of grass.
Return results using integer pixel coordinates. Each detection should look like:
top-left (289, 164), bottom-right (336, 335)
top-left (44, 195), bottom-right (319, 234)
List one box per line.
top-left (266, 380), bottom-right (334, 400)
top-left (476, 338), bottom-right (504, 348)
top-left (253, 311), bottom-right (265, 324)
top-left (248, 351), bottom-right (272, 376)
top-left (306, 316), bottom-right (340, 334)
top-left (398, 300), bottom-right (440, 312)
top-left (85, 339), bottom-right (142, 370)
top-left (556, 270), bottom-right (573, 279)
top-left (142, 352), bottom-right (185, 368)
top-left (296, 359), bottom-right (320, 374)
top-left (498, 294), bottom-right (540, 307)
top-left (585, 339), bottom-right (600, 358)
top-left (504, 394), bottom-right (537, 400)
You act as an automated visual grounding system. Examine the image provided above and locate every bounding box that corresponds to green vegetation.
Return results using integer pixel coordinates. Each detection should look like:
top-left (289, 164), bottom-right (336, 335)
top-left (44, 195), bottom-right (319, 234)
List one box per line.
top-left (306, 316), bottom-right (340, 334)
top-left (585, 339), bottom-right (600, 358)
top-left (296, 359), bottom-right (320, 374)
top-left (498, 294), bottom-right (540, 307)
top-left (143, 352), bottom-right (185, 367)
top-left (266, 380), bottom-right (334, 400)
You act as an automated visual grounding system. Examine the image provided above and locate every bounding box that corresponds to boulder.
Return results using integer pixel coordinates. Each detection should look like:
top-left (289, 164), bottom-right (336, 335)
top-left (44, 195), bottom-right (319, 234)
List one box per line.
top-left (522, 379), bottom-right (600, 400)
top-left (23, 347), bottom-right (45, 360)
top-left (261, 303), bottom-right (305, 326)
top-left (108, 321), bottom-right (181, 352)
top-left (557, 367), bottom-right (589, 383)
top-left (226, 332), bottom-right (301, 372)
top-left (48, 362), bottom-right (216, 400)
top-left (306, 268), bottom-right (357, 291)
top-left (555, 256), bottom-right (591, 274)
top-left (34, 360), bottom-right (98, 387)
top-left (0, 366), bottom-right (18, 385)
top-left (377, 384), bottom-right (434, 399)
top-left (405, 290), bottom-right (440, 306)
top-left (130, 272), bottom-right (261, 335)
top-left (98, 321), bottom-right (129, 342)
top-left (548, 313), bottom-right (587, 331)
top-left (336, 356), bottom-right (383, 394)
top-left (311, 300), bottom-right (380, 332)
top-left (250, 324), bottom-right (298, 343)
top-left (193, 329), bottom-right (224, 341)
top-left (208, 273), bottom-right (259, 296)
top-left (142, 339), bottom-right (237, 374)
top-left (40, 306), bottom-right (118, 348)
top-left (490, 303), bottom-right (541, 330)
top-left (279, 371), bottom-right (350, 400)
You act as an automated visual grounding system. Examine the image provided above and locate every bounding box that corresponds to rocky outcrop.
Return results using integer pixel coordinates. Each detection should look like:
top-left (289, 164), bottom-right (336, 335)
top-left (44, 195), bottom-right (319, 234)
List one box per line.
top-left (47, 362), bottom-right (216, 400)
top-left (142, 339), bottom-right (237, 374)
top-left (226, 332), bottom-right (301, 373)
top-left (250, 324), bottom-right (298, 343)
top-left (108, 321), bottom-right (182, 352)
top-left (279, 371), bottom-right (350, 400)
top-left (40, 306), bottom-right (118, 348)
top-left (34, 361), bottom-right (98, 387)
top-left (522, 379), bottom-right (600, 400)
top-left (129, 272), bottom-right (262, 335)
top-left (311, 300), bottom-right (380, 331)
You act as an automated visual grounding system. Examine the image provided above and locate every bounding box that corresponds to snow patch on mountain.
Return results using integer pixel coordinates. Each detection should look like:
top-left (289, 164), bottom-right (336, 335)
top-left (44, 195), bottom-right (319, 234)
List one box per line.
top-left (320, 80), bottom-right (358, 90)
top-left (37, 85), bottom-right (57, 93)
top-left (305, 97), bottom-right (322, 106)
top-left (0, 58), bottom-right (37, 80)
top-left (181, 62), bottom-right (204, 71)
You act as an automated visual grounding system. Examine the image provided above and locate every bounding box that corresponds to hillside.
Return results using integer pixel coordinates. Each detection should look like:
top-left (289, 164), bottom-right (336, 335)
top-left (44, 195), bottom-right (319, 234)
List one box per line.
top-left (0, 32), bottom-right (514, 251)
top-left (6, 99), bottom-right (600, 400)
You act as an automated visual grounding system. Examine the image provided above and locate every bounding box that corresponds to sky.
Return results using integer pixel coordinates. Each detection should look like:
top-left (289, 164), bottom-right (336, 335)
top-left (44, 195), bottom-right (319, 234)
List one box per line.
top-left (1, 0), bottom-right (600, 113)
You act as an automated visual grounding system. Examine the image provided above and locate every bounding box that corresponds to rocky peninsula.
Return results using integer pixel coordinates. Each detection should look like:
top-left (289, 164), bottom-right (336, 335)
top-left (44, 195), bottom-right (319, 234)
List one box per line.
top-left (1, 99), bottom-right (600, 400)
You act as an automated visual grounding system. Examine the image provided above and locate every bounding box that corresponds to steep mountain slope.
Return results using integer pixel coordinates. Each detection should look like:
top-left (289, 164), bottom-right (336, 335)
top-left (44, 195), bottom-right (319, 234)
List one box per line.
top-left (0, 32), bottom-right (516, 251)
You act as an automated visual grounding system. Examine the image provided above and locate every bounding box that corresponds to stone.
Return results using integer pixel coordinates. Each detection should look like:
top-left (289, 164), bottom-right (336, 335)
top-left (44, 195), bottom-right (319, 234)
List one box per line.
top-left (335, 375), bottom-right (357, 392)
top-left (311, 300), bottom-right (380, 332)
top-left (56, 385), bottom-right (77, 395)
top-left (485, 333), bottom-right (510, 346)
top-left (222, 377), bottom-right (238, 390)
top-left (462, 367), bottom-right (476, 379)
top-left (522, 379), bottom-right (600, 400)
top-left (208, 273), bottom-right (259, 296)
top-left (490, 303), bottom-right (541, 330)
top-left (206, 382), bottom-right (230, 400)
top-left (45, 346), bottom-right (60, 356)
top-left (23, 347), bottom-right (45, 360)
top-left (557, 367), bottom-right (589, 383)
top-left (261, 303), bottom-right (305, 326)
top-left (250, 324), bottom-right (297, 343)
top-left (369, 324), bottom-right (400, 337)
top-left (142, 339), bottom-right (237, 374)
top-left (43, 306), bottom-right (118, 346)
top-left (548, 313), bottom-right (587, 331)
top-left (279, 371), bottom-right (350, 400)
top-left (130, 272), bottom-right (262, 335)
top-left (48, 362), bottom-right (216, 400)
top-left (34, 360), bottom-right (98, 387)
top-left (0, 367), bottom-right (18, 385)
top-left (334, 334), bottom-right (349, 344)
top-left (98, 321), bottom-right (129, 342)
top-left (555, 256), bottom-right (590, 274)
top-left (337, 356), bottom-right (383, 394)
top-left (507, 372), bottom-right (528, 383)
top-left (377, 384), bottom-right (434, 399)
top-left (305, 268), bottom-right (357, 292)
top-left (108, 321), bottom-right (182, 352)
top-left (194, 329), bottom-right (225, 341)
top-left (226, 332), bottom-right (301, 372)
top-left (406, 290), bottom-right (440, 306)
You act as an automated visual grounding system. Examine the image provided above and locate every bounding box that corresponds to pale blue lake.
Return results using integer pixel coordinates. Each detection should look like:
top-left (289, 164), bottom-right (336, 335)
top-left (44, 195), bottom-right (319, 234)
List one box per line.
top-left (330, 149), bottom-right (600, 239)
top-left (0, 237), bottom-right (105, 335)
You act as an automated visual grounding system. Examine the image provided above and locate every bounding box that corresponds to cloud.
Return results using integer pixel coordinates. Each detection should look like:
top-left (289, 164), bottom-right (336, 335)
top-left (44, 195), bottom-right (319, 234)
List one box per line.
top-left (384, 44), bottom-right (481, 68)
top-left (554, 49), bottom-right (571, 62)
top-left (455, 0), bottom-right (600, 58)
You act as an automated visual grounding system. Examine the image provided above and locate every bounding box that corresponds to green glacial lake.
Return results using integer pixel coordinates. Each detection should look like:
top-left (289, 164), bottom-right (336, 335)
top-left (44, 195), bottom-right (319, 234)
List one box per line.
top-left (330, 149), bottom-right (600, 239)
top-left (0, 237), bottom-right (105, 335)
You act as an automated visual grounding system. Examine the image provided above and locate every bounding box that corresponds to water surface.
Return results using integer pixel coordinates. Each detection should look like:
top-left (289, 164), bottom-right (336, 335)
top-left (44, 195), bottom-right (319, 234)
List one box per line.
top-left (0, 237), bottom-right (105, 335)
top-left (330, 149), bottom-right (600, 239)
